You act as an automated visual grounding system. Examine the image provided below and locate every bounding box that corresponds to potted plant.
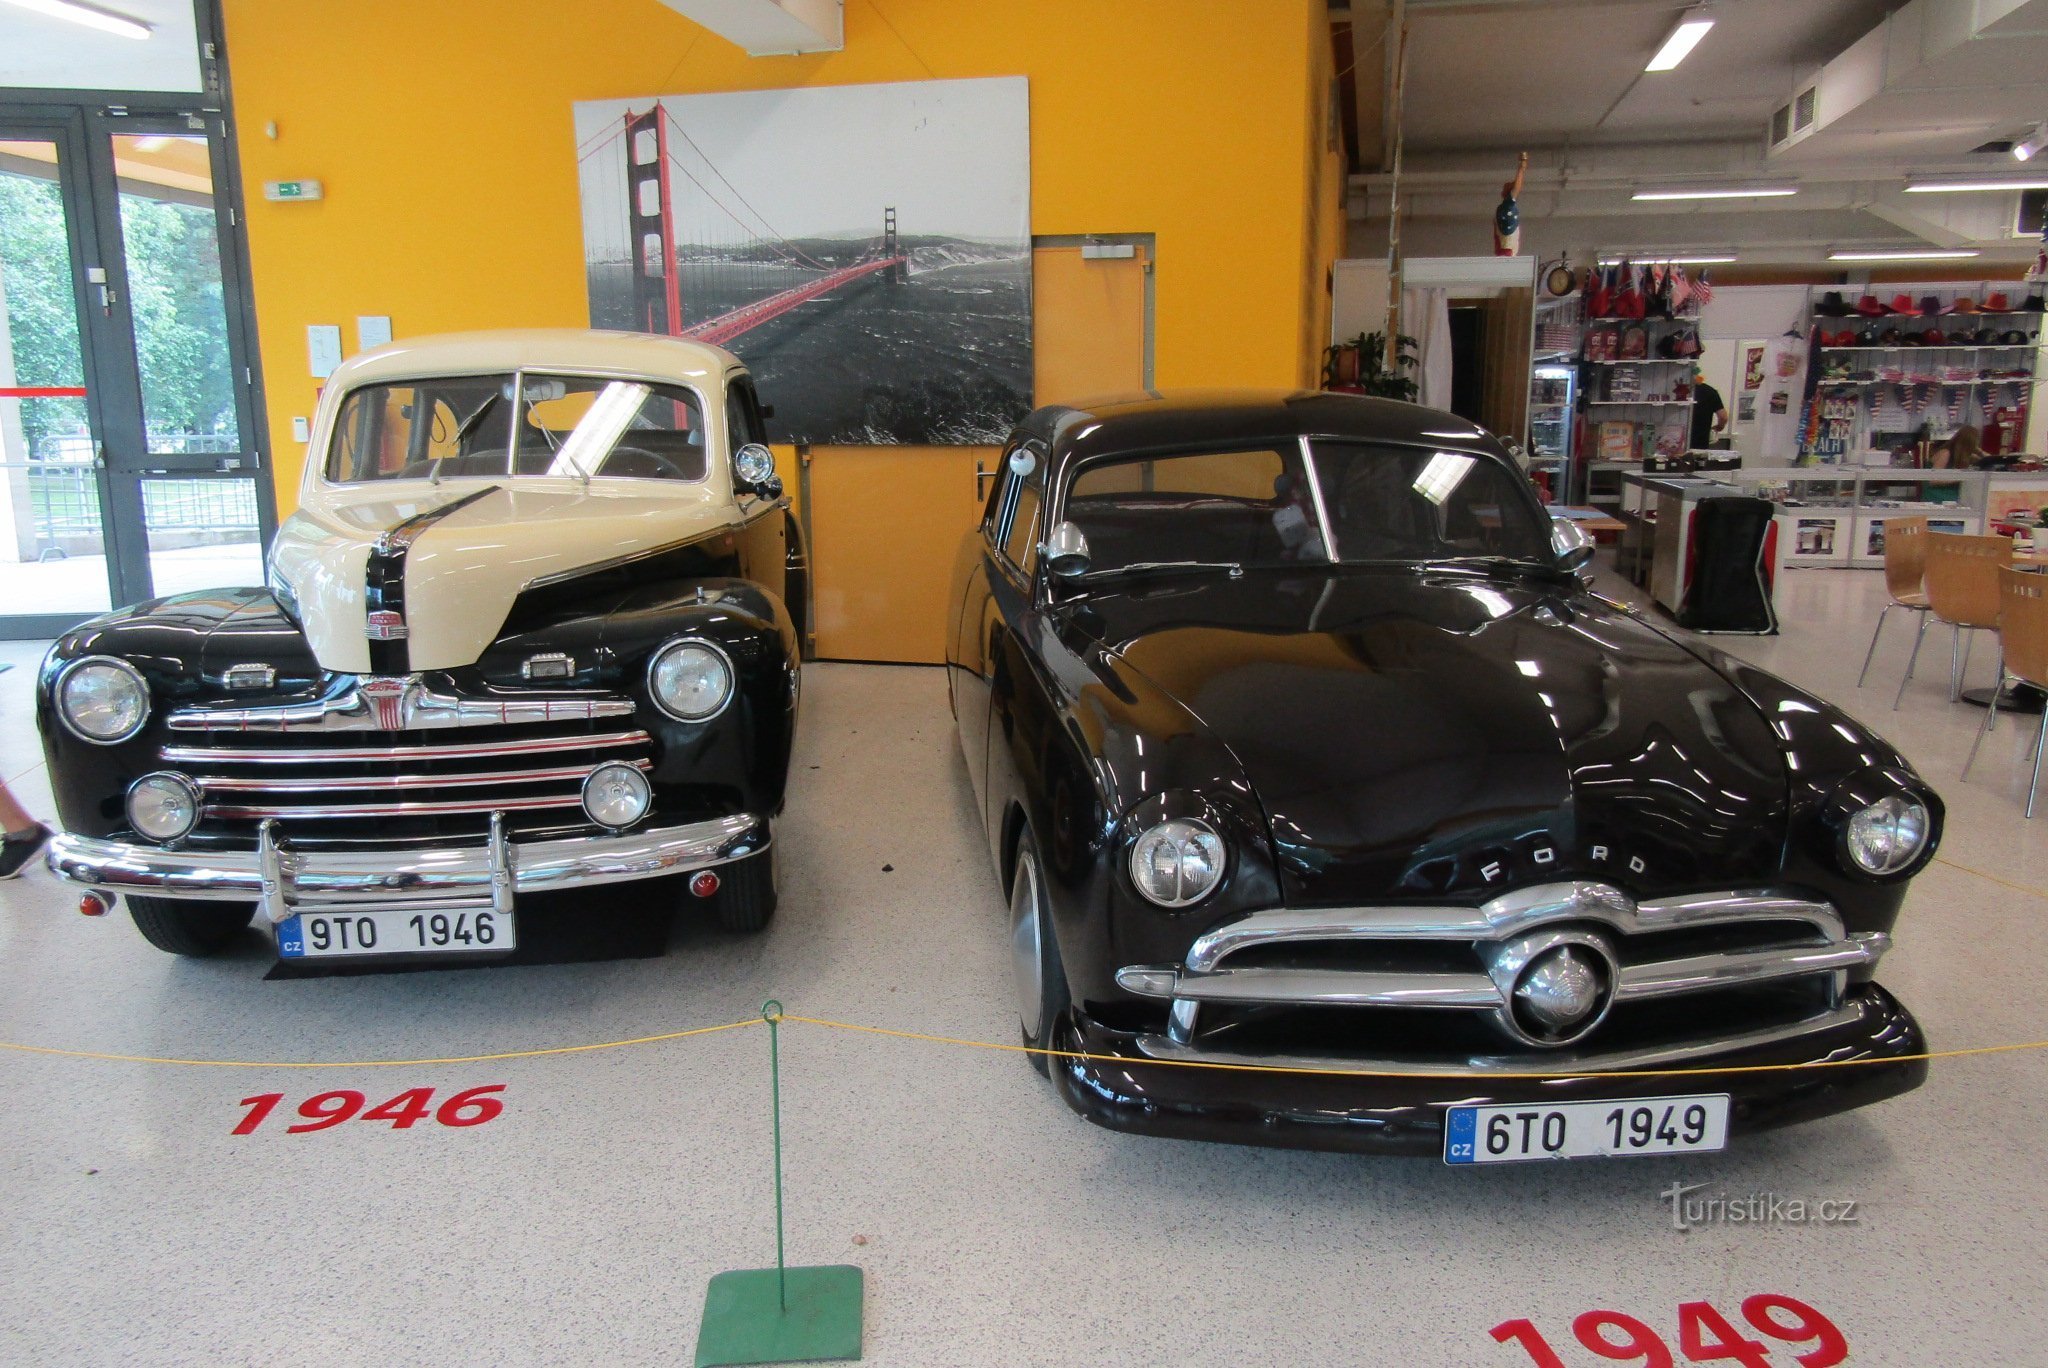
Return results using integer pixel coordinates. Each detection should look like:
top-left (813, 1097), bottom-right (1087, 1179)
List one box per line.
top-left (1324, 330), bottom-right (1419, 401)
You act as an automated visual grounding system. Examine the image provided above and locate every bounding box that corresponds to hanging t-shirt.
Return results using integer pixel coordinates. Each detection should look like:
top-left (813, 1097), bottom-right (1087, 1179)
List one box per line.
top-left (1756, 332), bottom-right (1807, 461)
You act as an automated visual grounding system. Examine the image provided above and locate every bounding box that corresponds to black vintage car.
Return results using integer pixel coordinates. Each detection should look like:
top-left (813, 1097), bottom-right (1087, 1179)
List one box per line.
top-left (946, 391), bottom-right (1938, 1160)
top-left (43, 330), bottom-right (803, 965)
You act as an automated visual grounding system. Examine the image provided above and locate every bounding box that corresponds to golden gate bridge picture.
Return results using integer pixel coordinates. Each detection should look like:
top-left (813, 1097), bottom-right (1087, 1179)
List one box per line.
top-left (574, 79), bottom-right (1032, 445)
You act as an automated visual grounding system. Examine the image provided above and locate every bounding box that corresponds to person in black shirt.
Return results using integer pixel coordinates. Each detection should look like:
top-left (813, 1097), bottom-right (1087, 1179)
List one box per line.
top-left (1690, 367), bottom-right (1728, 449)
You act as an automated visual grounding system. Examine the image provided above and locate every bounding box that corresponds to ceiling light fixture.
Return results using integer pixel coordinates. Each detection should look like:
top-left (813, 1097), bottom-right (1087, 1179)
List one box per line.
top-left (1644, 9), bottom-right (1715, 72)
top-left (1631, 187), bottom-right (1797, 201)
top-left (1828, 248), bottom-right (1982, 262)
top-left (1904, 178), bottom-right (2048, 193)
top-left (0, 0), bottom-right (153, 40)
top-left (1597, 254), bottom-right (1737, 266)
top-left (2012, 124), bottom-right (2048, 162)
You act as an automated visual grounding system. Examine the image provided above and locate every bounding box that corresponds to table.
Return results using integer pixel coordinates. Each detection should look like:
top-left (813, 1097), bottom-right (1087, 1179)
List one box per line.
top-left (1551, 505), bottom-right (1626, 535)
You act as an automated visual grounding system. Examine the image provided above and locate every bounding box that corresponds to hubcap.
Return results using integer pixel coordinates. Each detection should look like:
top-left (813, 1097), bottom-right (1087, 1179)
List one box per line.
top-left (1010, 848), bottom-right (1044, 1034)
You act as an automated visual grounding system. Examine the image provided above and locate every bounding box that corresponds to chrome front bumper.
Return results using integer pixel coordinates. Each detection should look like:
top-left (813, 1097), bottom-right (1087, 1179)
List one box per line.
top-left (47, 812), bottom-right (767, 924)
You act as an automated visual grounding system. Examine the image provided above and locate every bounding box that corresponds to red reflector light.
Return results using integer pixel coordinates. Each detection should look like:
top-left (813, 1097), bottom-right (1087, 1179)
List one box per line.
top-left (79, 893), bottom-right (110, 917)
top-left (689, 871), bottom-right (721, 899)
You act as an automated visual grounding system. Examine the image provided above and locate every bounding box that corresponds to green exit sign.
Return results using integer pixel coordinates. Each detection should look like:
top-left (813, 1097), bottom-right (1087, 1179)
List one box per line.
top-left (262, 179), bottom-right (324, 202)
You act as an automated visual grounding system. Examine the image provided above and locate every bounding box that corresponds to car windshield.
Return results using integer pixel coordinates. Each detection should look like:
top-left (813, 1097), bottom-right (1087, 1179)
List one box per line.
top-left (326, 372), bottom-right (708, 483)
top-left (1059, 440), bottom-right (1551, 577)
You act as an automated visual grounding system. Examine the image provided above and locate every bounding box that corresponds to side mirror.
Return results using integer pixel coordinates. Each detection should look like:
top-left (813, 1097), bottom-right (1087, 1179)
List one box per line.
top-left (734, 442), bottom-right (779, 496)
top-left (1042, 521), bottom-right (1091, 579)
top-left (1550, 515), bottom-right (1596, 572)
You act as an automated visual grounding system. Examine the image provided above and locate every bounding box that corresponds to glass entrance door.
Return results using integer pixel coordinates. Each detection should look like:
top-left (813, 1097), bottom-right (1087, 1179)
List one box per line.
top-left (0, 110), bottom-right (269, 638)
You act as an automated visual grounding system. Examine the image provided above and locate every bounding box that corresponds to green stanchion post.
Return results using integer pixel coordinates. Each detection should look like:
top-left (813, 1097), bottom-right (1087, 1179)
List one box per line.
top-left (694, 1001), bottom-right (863, 1368)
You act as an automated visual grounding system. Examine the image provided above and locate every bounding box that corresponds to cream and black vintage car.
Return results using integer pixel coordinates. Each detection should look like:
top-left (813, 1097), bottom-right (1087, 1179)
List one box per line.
top-left (42, 330), bottom-right (804, 963)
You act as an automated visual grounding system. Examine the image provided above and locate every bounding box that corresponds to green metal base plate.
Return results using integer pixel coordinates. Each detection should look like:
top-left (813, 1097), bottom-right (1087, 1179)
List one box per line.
top-left (694, 1265), bottom-right (864, 1367)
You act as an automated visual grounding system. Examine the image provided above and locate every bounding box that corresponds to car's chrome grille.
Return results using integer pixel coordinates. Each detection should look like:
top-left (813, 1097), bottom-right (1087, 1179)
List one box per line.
top-left (1116, 880), bottom-right (1882, 1068)
top-left (160, 689), bottom-right (652, 842)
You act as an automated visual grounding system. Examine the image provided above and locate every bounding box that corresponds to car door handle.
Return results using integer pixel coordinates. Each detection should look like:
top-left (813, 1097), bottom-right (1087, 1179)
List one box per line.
top-left (976, 462), bottom-right (996, 496)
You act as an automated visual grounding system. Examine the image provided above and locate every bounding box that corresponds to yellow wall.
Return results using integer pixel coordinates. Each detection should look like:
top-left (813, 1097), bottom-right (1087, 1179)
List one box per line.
top-left (222, 0), bottom-right (1334, 516)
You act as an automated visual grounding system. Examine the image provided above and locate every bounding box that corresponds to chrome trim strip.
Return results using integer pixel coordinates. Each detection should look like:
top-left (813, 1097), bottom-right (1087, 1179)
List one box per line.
top-left (1117, 934), bottom-right (1889, 1013)
top-left (1297, 435), bottom-right (1337, 560)
top-left (1118, 965), bottom-right (1497, 1009)
top-left (203, 793), bottom-right (586, 821)
top-left (167, 680), bottom-right (635, 733)
top-left (1131, 1002), bottom-right (1871, 1077)
top-left (48, 813), bottom-right (767, 909)
top-left (1617, 935), bottom-right (1889, 999)
top-left (1183, 883), bottom-right (1842, 973)
top-left (163, 730), bottom-right (652, 765)
top-left (190, 760), bottom-right (650, 794)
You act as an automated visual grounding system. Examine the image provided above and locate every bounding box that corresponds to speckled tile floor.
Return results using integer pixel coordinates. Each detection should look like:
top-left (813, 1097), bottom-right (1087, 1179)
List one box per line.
top-left (1, 564), bottom-right (2044, 1367)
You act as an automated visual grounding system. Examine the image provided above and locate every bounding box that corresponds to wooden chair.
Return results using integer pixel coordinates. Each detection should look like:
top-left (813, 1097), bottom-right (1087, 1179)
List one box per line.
top-left (1917, 532), bottom-right (2013, 708)
top-left (1857, 516), bottom-right (1930, 702)
top-left (1964, 566), bottom-right (2048, 816)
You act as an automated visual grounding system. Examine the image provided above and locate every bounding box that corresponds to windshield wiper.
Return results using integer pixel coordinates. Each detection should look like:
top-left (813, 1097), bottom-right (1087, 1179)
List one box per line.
top-left (1414, 555), bottom-right (1554, 576)
top-left (1077, 559), bottom-right (1244, 583)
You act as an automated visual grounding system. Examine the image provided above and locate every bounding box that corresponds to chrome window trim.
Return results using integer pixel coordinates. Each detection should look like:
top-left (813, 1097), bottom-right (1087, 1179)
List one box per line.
top-left (1297, 435), bottom-right (1337, 560)
top-left (54, 655), bottom-right (151, 746)
top-left (646, 636), bottom-right (737, 723)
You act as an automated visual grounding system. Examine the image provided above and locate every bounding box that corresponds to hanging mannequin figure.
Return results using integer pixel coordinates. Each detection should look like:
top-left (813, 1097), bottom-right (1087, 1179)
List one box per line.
top-left (1492, 151), bottom-right (1529, 256)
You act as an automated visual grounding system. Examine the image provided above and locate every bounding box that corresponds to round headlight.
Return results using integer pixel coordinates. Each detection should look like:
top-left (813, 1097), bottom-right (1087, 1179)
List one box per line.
top-left (57, 656), bottom-right (149, 744)
top-left (1844, 794), bottom-right (1930, 875)
top-left (648, 639), bottom-right (734, 722)
top-left (582, 761), bottom-right (652, 830)
top-left (127, 772), bottom-right (199, 843)
top-left (1129, 817), bottom-right (1227, 907)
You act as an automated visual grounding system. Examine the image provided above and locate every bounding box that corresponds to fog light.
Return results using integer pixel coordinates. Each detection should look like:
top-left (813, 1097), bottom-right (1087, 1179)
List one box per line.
top-left (689, 870), bottom-right (721, 898)
top-left (581, 761), bottom-right (652, 830)
top-left (126, 772), bottom-right (199, 843)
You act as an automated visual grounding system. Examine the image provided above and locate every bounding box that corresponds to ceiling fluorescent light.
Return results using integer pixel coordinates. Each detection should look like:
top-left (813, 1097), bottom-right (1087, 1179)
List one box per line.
top-left (1645, 12), bottom-right (1714, 72)
top-left (1632, 187), bottom-right (1797, 201)
top-left (2012, 124), bottom-right (2048, 162)
top-left (0, 0), bottom-right (153, 39)
top-left (1597, 255), bottom-right (1737, 266)
top-left (1904, 178), bottom-right (2048, 193)
top-left (1828, 248), bottom-right (1982, 262)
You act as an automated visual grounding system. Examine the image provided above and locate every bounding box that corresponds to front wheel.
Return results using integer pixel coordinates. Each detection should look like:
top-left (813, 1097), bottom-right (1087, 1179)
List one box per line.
top-left (1009, 829), bottom-right (1071, 1078)
top-left (712, 845), bottom-right (777, 934)
top-left (126, 896), bottom-right (253, 957)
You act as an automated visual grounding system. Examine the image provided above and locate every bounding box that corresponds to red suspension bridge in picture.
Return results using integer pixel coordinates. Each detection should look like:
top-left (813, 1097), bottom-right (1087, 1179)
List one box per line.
top-left (577, 104), bottom-right (908, 346)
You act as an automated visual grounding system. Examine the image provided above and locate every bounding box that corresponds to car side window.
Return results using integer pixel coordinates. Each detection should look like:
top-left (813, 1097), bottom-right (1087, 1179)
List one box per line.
top-left (727, 376), bottom-right (768, 448)
top-left (1002, 482), bottom-right (1042, 576)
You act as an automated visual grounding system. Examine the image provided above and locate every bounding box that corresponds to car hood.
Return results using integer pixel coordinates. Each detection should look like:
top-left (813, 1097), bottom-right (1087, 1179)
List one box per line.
top-left (1062, 569), bottom-right (1791, 904)
top-left (269, 478), bottom-right (735, 673)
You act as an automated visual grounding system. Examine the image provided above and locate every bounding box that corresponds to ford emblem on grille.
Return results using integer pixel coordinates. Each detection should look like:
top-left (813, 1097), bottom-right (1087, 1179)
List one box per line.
top-left (358, 676), bottom-right (413, 730)
top-left (365, 609), bottom-right (409, 641)
top-left (1487, 929), bottom-right (1620, 1049)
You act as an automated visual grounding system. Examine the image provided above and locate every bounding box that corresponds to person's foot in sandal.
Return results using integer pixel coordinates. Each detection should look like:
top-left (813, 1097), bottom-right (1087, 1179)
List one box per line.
top-left (0, 823), bottom-right (51, 880)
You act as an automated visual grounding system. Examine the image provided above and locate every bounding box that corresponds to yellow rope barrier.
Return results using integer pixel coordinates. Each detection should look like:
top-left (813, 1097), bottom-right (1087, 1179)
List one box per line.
top-left (780, 1014), bottom-right (2048, 1082)
top-left (1933, 855), bottom-right (2048, 902)
top-left (0, 1016), bottom-right (762, 1069)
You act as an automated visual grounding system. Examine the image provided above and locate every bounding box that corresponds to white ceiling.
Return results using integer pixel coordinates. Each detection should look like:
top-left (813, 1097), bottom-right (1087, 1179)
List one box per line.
top-left (1354, 0), bottom-right (2048, 266)
top-left (0, 0), bottom-right (202, 94)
